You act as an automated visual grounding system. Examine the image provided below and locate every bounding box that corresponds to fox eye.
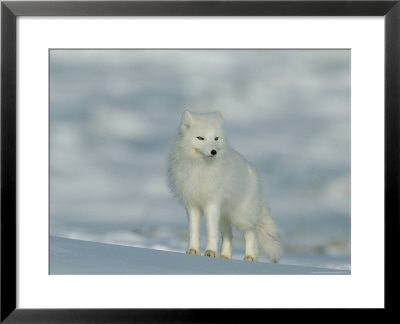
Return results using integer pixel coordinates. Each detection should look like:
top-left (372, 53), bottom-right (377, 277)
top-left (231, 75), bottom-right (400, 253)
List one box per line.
top-left (196, 136), bottom-right (204, 140)
top-left (214, 137), bottom-right (219, 141)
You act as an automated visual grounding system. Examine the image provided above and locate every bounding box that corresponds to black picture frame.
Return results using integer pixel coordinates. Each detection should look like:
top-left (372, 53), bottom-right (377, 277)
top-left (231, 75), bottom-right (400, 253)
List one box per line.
top-left (1, 0), bottom-right (398, 321)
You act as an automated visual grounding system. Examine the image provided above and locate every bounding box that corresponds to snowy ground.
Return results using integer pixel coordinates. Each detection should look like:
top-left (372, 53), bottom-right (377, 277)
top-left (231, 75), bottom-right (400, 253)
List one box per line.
top-left (49, 50), bottom-right (351, 272)
top-left (50, 236), bottom-right (349, 275)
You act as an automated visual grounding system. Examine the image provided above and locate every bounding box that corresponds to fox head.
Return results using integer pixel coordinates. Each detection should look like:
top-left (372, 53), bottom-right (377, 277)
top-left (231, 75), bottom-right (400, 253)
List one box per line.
top-left (179, 111), bottom-right (226, 159)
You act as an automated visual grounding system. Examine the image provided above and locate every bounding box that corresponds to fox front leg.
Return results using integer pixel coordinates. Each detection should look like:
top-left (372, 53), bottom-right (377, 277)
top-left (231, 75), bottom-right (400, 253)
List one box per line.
top-left (204, 204), bottom-right (220, 257)
top-left (186, 206), bottom-right (201, 255)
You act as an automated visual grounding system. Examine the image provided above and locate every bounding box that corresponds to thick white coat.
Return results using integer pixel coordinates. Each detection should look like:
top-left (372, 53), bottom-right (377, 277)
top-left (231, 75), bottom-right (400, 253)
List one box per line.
top-left (168, 111), bottom-right (280, 262)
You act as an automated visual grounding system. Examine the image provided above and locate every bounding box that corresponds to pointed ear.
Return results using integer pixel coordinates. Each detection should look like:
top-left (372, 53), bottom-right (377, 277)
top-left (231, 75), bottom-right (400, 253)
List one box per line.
top-left (181, 110), bottom-right (193, 131)
top-left (215, 111), bottom-right (223, 123)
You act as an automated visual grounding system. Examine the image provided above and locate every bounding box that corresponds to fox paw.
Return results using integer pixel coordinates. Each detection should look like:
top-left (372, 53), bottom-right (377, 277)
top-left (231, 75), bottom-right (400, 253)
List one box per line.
top-left (186, 249), bottom-right (200, 255)
top-left (204, 250), bottom-right (216, 257)
top-left (244, 255), bottom-right (255, 262)
top-left (220, 255), bottom-right (231, 259)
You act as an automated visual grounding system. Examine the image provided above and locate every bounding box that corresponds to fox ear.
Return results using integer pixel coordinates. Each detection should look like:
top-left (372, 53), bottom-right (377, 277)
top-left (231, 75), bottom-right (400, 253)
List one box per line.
top-left (181, 110), bottom-right (193, 131)
top-left (215, 111), bottom-right (223, 123)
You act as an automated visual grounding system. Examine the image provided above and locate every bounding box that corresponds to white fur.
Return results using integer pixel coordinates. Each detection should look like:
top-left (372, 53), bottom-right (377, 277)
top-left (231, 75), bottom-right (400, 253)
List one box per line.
top-left (167, 111), bottom-right (281, 262)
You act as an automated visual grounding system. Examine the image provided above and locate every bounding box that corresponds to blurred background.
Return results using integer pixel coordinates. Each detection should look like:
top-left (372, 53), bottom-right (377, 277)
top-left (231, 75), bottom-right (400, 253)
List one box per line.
top-left (50, 49), bottom-right (351, 270)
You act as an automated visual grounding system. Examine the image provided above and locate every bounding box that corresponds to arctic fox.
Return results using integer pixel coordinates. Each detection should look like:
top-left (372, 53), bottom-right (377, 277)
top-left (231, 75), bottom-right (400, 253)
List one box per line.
top-left (167, 111), bottom-right (280, 262)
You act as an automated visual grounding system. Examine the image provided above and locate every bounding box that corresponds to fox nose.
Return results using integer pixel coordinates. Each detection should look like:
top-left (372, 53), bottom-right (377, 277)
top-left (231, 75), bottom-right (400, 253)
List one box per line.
top-left (211, 150), bottom-right (217, 156)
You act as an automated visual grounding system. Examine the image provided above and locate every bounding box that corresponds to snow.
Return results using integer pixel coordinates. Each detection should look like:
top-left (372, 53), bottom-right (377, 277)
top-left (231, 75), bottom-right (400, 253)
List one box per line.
top-left (49, 50), bottom-right (351, 271)
top-left (50, 236), bottom-right (349, 275)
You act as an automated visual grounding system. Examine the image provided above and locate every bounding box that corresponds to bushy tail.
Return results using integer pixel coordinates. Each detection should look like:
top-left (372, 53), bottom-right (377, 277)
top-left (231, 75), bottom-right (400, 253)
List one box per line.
top-left (257, 209), bottom-right (281, 263)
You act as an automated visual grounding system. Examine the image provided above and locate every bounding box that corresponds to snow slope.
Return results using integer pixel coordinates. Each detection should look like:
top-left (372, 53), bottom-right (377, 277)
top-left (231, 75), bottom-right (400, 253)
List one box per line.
top-left (50, 236), bottom-right (349, 275)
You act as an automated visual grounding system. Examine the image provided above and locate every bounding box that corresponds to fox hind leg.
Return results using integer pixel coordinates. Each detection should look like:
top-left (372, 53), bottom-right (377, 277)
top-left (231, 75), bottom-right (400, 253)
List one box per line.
top-left (243, 229), bottom-right (258, 261)
top-left (220, 217), bottom-right (232, 259)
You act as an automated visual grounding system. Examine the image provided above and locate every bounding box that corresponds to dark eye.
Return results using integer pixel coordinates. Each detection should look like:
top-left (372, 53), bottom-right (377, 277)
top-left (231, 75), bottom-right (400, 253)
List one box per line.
top-left (197, 136), bottom-right (204, 140)
top-left (214, 137), bottom-right (219, 141)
